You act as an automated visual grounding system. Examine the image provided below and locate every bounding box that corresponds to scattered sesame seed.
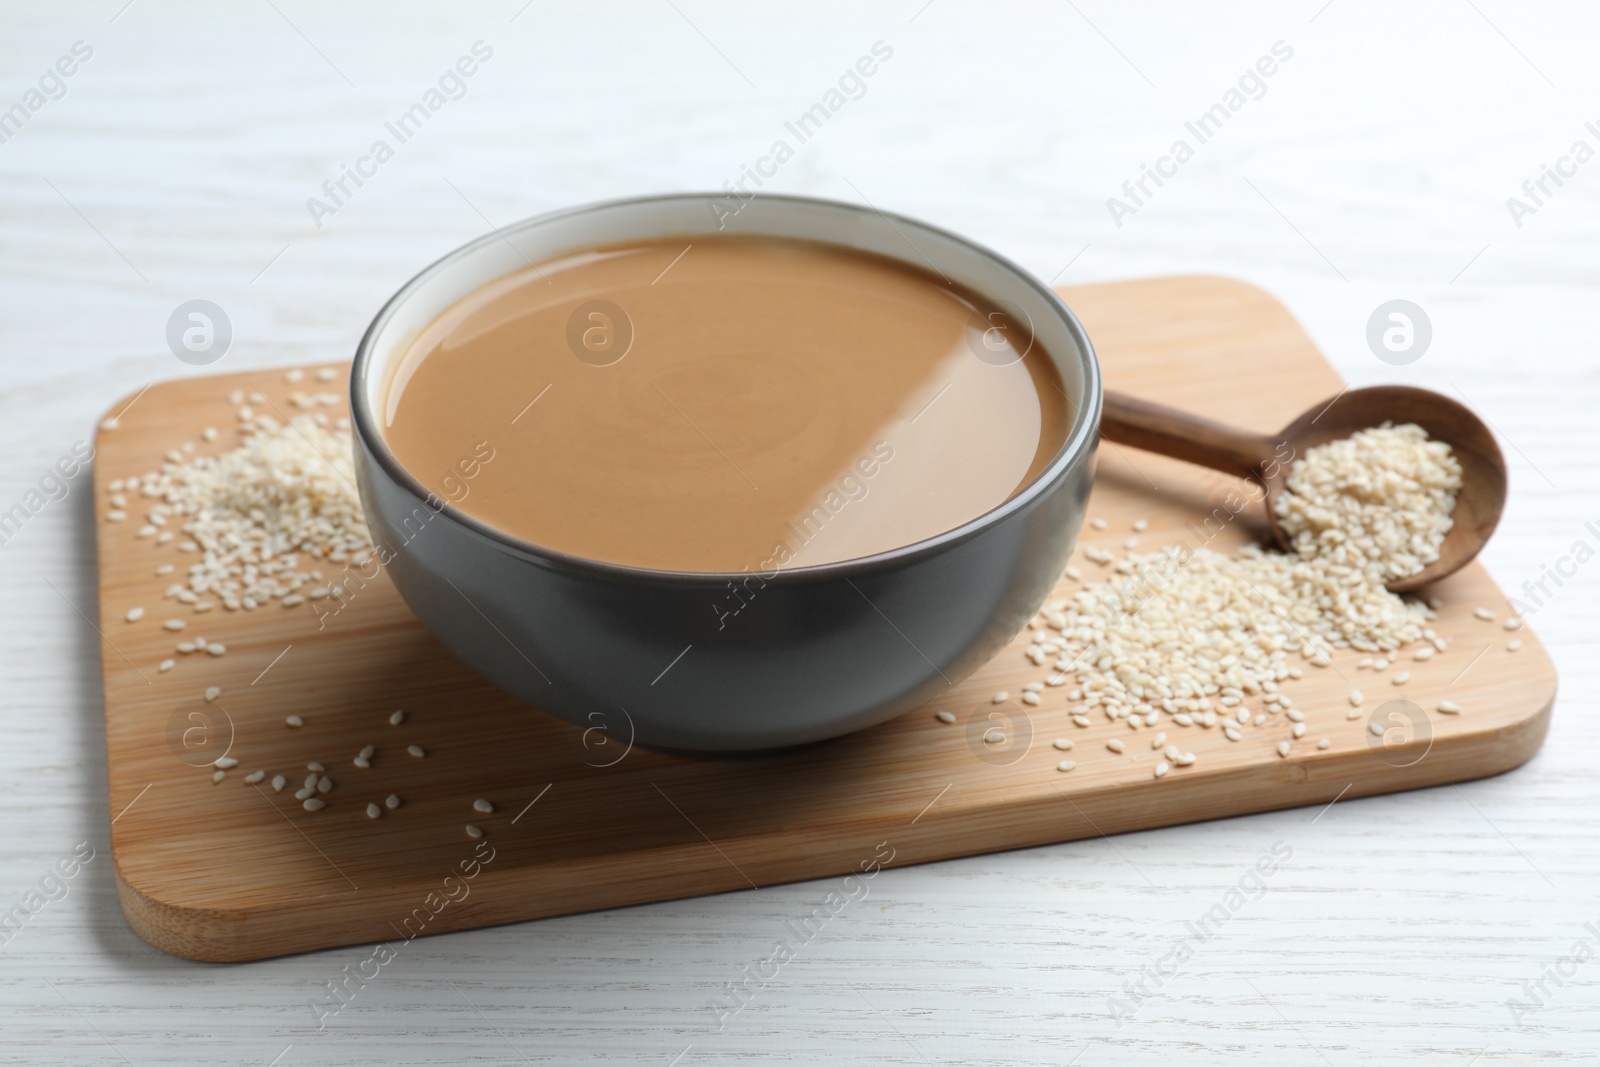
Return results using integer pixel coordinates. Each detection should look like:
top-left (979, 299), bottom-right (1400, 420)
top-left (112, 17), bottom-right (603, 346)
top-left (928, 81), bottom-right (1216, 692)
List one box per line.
top-left (125, 607), bottom-right (145, 622)
top-left (1285, 708), bottom-right (1304, 723)
top-left (1277, 740), bottom-right (1292, 757)
top-left (366, 803), bottom-right (382, 819)
top-left (1021, 691), bottom-right (1040, 706)
top-left (1065, 565), bottom-right (1082, 581)
top-left (465, 825), bottom-right (483, 839)
top-left (1392, 671), bottom-right (1410, 685)
top-left (1346, 708), bottom-right (1363, 720)
top-left (1057, 760), bottom-right (1077, 772)
top-left (1507, 639), bottom-right (1523, 652)
top-left (1174, 752), bottom-right (1196, 766)
top-left (385, 794), bottom-right (401, 809)
top-left (212, 770), bottom-right (226, 783)
top-left (270, 775), bottom-right (286, 792)
top-left (1368, 721), bottom-right (1386, 736)
top-left (106, 510), bottom-right (127, 522)
top-left (1132, 519), bottom-right (1148, 532)
top-left (1053, 738), bottom-right (1073, 750)
top-left (1413, 646), bottom-right (1435, 660)
top-left (984, 730), bottom-right (1005, 744)
top-left (206, 643), bottom-right (226, 656)
top-left (316, 367), bottom-right (337, 381)
top-left (1291, 723), bottom-right (1306, 739)
top-left (407, 745), bottom-right (425, 758)
top-left (163, 618), bottom-right (186, 631)
top-left (215, 756), bottom-right (237, 769)
top-left (389, 709), bottom-right (406, 725)
top-left (286, 369), bottom-right (304, 382)
top-left (935, 710), bottom-right (955, 724)
top-left (159, 659), bottom-right (174, 672)
top-left (1474, 607), bottom-right (1493, 621)
top-left (353, 757), bottom-right (370, 769)
top-left (303, 798), bottom-right (325, 812)
top-left (156, 563), bottom-right (175, 575)
top-left (992, 691), bottom-right (1008, 704)
top-left (1151, 731), bottom-right (1167, 748)
top-left (317, 776), bottom-right (333, 794)
top-left (244, 770), bottom-right (265, 784)
top-left (285, 715), bottom-right (304, 728)
top-left (1437, 700), bottom-right (1462, 715)
top-left (1071, 714), bottom-right (1091, 728)
top-left (1153, 761), bottom-right (1169, 778)
top-left (1106, 738), bottom-right (1124, 754)
top-left (1090, 517), bottom-right (1108, 530)
top-left (1317, 738), bottom-right (1330, 750)
top-left (204, 686), bottom-right (221, 702)
top-left (307, 762), bottom-right (324, 772)
top-left (358, 745), bottom-right (374, 760)
top-left (473, 799), bottom-right (494, 814)
top-left (1503, 616), bottom-right (1523, 631)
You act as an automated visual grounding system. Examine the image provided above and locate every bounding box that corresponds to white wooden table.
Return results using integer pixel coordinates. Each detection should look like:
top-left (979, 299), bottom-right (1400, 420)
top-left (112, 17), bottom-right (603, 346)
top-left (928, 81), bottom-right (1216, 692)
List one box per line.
top-left (2, 2), bottom-right (1596, 1062)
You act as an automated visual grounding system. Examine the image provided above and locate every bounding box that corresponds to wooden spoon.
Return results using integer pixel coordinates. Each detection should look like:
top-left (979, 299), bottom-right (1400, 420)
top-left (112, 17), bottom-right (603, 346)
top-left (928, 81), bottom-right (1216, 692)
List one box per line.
top-left (1099, 384), bottom-right (1507, 593)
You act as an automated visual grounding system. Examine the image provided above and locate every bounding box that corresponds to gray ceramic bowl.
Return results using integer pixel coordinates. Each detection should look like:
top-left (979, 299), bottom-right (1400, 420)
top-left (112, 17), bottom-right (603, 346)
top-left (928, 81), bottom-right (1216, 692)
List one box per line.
top-left (350, 192), bottom-right (1101, 751)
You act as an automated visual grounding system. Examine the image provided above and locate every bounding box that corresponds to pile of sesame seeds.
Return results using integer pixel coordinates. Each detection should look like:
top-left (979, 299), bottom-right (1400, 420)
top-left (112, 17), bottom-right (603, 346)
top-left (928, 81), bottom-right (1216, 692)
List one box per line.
top-left (108, 370), bottom-right (373, 675)
top-left (950, 423), bottom-right (1516, 779)
top-left (119, 410), bottom-right (372, 616)
top-left (1275, 422), bottom-right (1463, 586)
top-left (106, 369), bottom-right (501, 841)
top-left (1008, 541), bottom-right (1432, 768)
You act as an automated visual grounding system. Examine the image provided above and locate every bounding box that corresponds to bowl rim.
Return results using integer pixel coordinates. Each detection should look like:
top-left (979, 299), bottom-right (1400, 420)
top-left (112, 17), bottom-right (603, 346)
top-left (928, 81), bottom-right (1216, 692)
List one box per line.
top-left (349, 190), bottom-right (1103, 586)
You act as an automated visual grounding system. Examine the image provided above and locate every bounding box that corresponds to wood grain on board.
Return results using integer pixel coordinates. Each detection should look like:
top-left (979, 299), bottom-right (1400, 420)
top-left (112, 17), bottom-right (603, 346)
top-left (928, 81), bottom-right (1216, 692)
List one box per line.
top-left (93, 275), bottom-right (1556, 962)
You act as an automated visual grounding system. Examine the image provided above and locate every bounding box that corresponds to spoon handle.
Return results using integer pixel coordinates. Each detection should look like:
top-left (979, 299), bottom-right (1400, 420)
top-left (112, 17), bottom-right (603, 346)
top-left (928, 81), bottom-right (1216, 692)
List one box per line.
top-left (1101, 390), bottom-right (1279, 480)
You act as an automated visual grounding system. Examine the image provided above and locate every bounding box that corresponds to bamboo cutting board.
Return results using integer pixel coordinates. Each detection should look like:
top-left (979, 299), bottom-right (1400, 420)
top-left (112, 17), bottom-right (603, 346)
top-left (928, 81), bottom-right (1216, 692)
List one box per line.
top-left (94, 275), bottom-right (1556, 962)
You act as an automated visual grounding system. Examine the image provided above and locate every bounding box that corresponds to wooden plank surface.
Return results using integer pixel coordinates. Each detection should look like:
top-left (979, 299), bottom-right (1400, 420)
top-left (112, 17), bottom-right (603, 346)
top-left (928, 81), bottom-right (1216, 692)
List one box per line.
top-left (94, 275), bottom-right (1555, 962)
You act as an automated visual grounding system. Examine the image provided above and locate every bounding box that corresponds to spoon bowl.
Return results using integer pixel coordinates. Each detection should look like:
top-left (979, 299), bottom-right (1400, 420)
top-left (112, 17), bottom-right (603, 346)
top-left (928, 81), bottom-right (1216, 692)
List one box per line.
top-left (1101, 384), bottom-right (1508, 593)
